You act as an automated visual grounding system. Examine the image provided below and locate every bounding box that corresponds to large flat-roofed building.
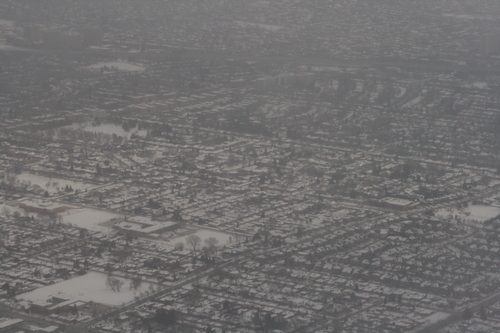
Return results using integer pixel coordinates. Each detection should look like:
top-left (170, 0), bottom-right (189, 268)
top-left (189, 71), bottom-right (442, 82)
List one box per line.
top-left (0, 318), bottom-right (24, 332)
top-left (114, 216), bottom-right (180, 238)
top-left (18, 200), bottom-right (70, 215)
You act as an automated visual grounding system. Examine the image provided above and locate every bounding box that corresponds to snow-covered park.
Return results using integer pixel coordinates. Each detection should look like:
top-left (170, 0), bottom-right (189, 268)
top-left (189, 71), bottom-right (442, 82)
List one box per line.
top-left (436, 205), bottom-right (500, 223)
top-left (17, 272), bottom-right (156, 306)
top-left (87, 61), bottom-right (145, 72)
top-left (63, 123), bottom-right (148, 139)
top-left (61, 208), bottom-right (121, 232)
top-left (171, 229), bottom-right (240, 247)
top-left (15, 173), bottom-right (93, 195)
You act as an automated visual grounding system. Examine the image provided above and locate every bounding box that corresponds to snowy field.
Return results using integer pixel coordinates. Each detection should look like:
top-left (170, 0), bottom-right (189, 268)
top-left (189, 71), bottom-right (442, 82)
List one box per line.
top-left (236, 21), bottom-right (284, 31)
top-left (87, 61), bottom-right (145, 72)
top-left (0, 42), bottom-right (21, 50)
top-left (17, 272), bottom-right (155, 306)
top-left (0, 203), bottom-right (26, 217)
top-left (15, 173), bottom-right (93, 195)
top-left (64, 123), bottom-right (148, 139)
top-left (171, 229), bottom-right (238, 246)
top-left (61, 208), bottom-right (121, 231)
top-left (421, 312), bottom-right (449, 325)
top-left (473, 82), bottom-right (488, 89)
top-left (0, 19), bottom-right (14, 27)
top-left (436, 205), bottom-right (500, 222)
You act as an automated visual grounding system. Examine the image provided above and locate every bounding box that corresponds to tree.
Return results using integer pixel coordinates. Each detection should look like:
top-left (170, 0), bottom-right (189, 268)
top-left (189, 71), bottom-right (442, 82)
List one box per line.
top-left (125, 231), bottom-right (134, 244)
top-left (185, 287), bottom-right (201, 307)
top-left (174, 242), bottom-right (184, 251)
top-left (186, 235), bottom-right (201, 255)
top-left (111, 249), bottom-right (132, 263)
top-left (105, 275), bottom-right (113, 290)
top-left (113, 278), bottom-right (124, 292)
top-left (252, 310), bottom-right (263, 330)
top-left (173, 207), bottom-right (183, 221)
top-left (480, 305), bottom-right (488, 320)
top-left (154, 308), bottom-right (177, 327)
top-left (201, 246), bottom-right (211, 260)
top-left (463, 307), bottom-right (473, 320)
top-left (222, 300), bottom-right (231, 312)
top-left (106, 276), bottom-right (124, 292)
top-left (297, 225), bottom-right (305, 238)
top-left (130, 276), bottom-right (143, 291)
top-left (205, 237), bottom-right (219, 258)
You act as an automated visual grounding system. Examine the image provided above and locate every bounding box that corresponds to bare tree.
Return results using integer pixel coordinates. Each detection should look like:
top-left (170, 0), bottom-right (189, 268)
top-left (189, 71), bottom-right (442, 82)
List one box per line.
top-left (185, 235), bottom-right (201, 255)
top-left (114, 279), bottom-right (124, 292)
top-left (205, 237), bottom-right (220, 258)
top-left (129, 276), bottom-right (143, 290)
top-left (106, 276), bottom-right (124, 292)
top-left (201, 246), bottom-right (210, 259)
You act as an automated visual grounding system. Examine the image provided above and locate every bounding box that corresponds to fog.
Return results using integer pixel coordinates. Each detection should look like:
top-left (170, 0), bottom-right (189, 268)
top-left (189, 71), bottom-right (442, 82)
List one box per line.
top-left (1, 1), bottom-right (500, 332)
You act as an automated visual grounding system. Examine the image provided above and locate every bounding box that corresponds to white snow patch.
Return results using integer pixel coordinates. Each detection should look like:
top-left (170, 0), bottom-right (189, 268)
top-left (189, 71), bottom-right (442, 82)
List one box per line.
top-left (62, 208), bottom-right (121, 231)
top-left (396, 87), bottom-right (407, 99)
top-left (436, 205), bottom-right (500, 222)
top-left (63, 123), bottom-right (148, 139)
top-left (473, 82), bottom-right (488, 89)
top-left (466, 205), bottom-right (500, 221)
top-left (15, 173), bottom-right (93, 195)
top-left (421, 312), bottom-right (449, 325)
top-left (87, 61), bottom-right (145, 72)
top-left (0, 19), bottom-right (14, 27)
top-left (0, 42), bottom-right (22, 50)
top-left (17, 272), bottom-right (155, 306)
top-left (172, 229), bottom-right (235, 246)
top-left (236, 21), bottom-right (284, 31)
top-left (403, 96), bottom-right (422, 108)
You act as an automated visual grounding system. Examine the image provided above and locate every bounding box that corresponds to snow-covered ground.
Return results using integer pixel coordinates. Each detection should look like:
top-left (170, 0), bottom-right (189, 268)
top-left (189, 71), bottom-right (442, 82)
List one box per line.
top-left (15, 173), bottom-right (93, 195)
top-left (171, 229), bottom-right (237, 246)
top-left (421, 312), bottom-right (449, 325)
top-left (396, 87), bottom-right (407, 99)
top-left (441, 13), bottom-right (494, 20)
top-left (87, 61), bottom-right (145, 72)
top-left (473, 82), bottom-right (488, 89)
top-left (61, 208), bottom-right (121, 231)
top-left (63, 123), bottom-right (148, 139)
top-left (436, 205), bottom-right (500, 222)
top-left (0, 19), bottom-right (14, 27)
top-left (17, 272), bottom-right (156, 306)
top-left (403, 96), bottom-right (422, 108)
top-left (467, 205), bottom-right (500, 221)
top-left (0, 42), bottom-right (20, 50)
top-left (0, 203), bottom-right (26, 217)
top-left (236, 21), bottom-right (284, 31)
